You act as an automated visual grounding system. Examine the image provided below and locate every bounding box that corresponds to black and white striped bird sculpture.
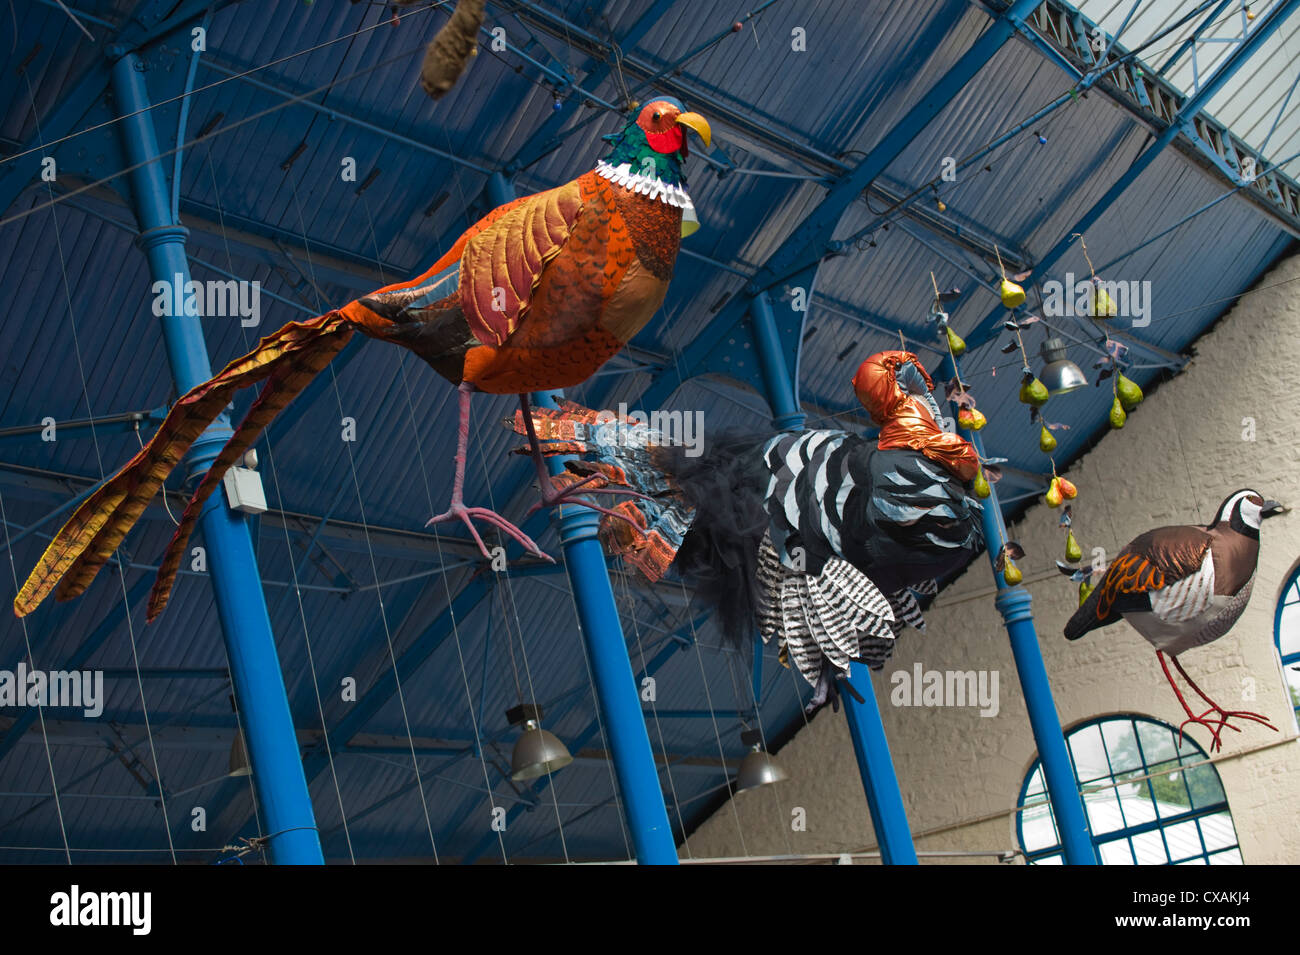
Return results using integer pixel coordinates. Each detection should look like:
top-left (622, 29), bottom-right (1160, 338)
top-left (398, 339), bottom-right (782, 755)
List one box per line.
top-left (510, 351), bottom-right (986, 712)
top-left (1063, 489), bottom-right (1286, 751)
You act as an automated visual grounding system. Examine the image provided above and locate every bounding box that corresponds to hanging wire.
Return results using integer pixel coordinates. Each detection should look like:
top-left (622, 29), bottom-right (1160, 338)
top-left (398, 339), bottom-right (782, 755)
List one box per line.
top-left (675, 580), bottom-right (749, 856)
top-left (201, 149), bottom-right (351, 861)
top-left (0, 489), bottom-right (71, 863)
top-left (283, 174), bottom-right (440, 861)
top-left (17, 65), bottom-right (176, 863)
top-left (614, 559), bottom-right (692, 858)
top-left (355, 185), bottom-right (514, 866)
top-left (0, 1), bottom-right (454, 172)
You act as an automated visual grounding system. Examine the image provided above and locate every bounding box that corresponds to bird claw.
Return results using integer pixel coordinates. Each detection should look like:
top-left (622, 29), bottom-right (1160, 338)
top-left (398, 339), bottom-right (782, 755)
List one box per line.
top-left (426, 504), bottom-right (555, 564)
top-left (528, 473), bottom-right (652, 528)
top-left (1177, 708), bottom-right (1277, 754)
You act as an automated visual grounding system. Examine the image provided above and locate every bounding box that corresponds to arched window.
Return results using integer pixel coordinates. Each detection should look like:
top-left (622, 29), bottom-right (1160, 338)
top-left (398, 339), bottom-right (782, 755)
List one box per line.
top-left (1017, 715), bottom-right (1240, 865)
top-left (1274, 564), bottom-right (1300, 724)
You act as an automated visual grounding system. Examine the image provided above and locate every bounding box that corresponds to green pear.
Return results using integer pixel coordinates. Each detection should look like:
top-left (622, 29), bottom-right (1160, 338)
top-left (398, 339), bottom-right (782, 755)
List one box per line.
top-left (945, 326), bottom-right (966, 356)
top-left (1065, 530), bottom-right (1082, 562)
top-left (973, 470), bottom-right (991, 499)
top-left (1109, 396), bottom-right (1126, 429)
top-left (999, 279), bottom-right (1026, 309)
top-left (1079, 579), bottom-right (1094, 606)
top-left (1019, 377), bottom-right (1050, 407)
top-left (1116, 373), bottom-right (1143, 411)
top-left (1003, 560), bottom-right (1023, 585)
top-left (1039, 425), bottom-right (1057, 453)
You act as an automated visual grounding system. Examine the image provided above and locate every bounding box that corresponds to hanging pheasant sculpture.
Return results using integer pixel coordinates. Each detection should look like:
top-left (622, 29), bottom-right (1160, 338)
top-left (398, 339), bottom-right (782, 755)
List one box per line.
top-left (1062, 490), bottom-right (1287, 752)
top-left (509, 350), bottom-right (986, 711)
top-left (13, 99), bottom-right (710, 622)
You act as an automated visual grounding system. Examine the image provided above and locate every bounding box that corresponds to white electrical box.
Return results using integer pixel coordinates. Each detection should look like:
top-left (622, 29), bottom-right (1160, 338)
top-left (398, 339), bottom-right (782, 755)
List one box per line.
top-left (222, 466), bottom-right (267, 515)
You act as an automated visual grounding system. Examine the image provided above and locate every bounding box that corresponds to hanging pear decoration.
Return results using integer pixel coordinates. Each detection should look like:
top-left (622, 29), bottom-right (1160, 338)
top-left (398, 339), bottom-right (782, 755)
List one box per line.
top-left (1078, 579), bottom-right (1094, 605)
top-left (1003, 560), bottom-right (1023, 585)
top-left (1116, 373), bottom-right (1143, 411)
top-left (945, 325), bottom-right (966, 356)
top-left (1056, 476), bottom-right (1077, 500)
top-left (1091, 282), bottom-right (1117, 318)
top-left (1045, 477), bottom-right (1063, 508)
top-left (958, 407), bottom-right (987, 430)
top-left (1065, 530), bottom-right (1082, 562)
top-left (1019, 376), bottom-right (1049, 407)
top-left (1000, 279), bottom-right (1026, 309)
top-left (1109, 396), bottom-right (1127, 429)
top-left (973, 469), bottom-right (991, 499)
top-left (1039, 425), bottom-right (1057, 452)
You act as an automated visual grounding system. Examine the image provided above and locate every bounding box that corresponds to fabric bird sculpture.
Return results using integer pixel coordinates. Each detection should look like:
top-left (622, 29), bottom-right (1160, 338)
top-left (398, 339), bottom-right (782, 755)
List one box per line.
top-left (509, 350), bottom-right (985, 711)
top-left (1063, 490), bottom-right (1287, 752)
top-left (13, 99), bottom-right (711, 622)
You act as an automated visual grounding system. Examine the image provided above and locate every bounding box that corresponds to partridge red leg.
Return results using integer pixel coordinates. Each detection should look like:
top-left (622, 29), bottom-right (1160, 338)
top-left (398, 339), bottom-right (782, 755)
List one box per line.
top-left (1170, 654), bottom-right (1277, 743)
top-left (426, 382), bottom-right (553, 562)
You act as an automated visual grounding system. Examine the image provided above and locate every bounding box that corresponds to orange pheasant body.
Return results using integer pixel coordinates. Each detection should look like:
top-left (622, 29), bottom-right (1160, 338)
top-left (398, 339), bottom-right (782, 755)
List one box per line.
top-left (14, 98), bottom-right (710, 618)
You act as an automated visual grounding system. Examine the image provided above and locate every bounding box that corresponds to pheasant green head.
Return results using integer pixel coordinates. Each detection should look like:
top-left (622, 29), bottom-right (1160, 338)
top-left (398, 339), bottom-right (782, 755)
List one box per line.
top-left (600, 98), bottom-right (711, 187)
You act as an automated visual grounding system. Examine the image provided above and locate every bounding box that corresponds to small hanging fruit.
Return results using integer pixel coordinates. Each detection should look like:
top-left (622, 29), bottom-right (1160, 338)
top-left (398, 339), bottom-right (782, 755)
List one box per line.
top-left (973, 469), bottom-right (991, 499)
top-left (957, 407), bottom-right (987, 430)
top-left (1056, 476), bottom-right (1077, 500)
top-left (1078, 579), bottom-right (1094, 605)
top-left (1045, 477), bottom-right (1064, 508)
top-left (1019, 376), bottom-right (1050, 407)
top-left (1003, 560), bottom-right (1023, 585)
top-left (1065, 530), bottom-right (1082, 562)
top-left (999, 278), bottom-right (1026, 309)
top-left (1116, 372), bottom-right (1143, 411)
top-left (1091, 280), bottom-right (1117, 318)
top-left (1038, 425), bottom-right (1057, 452)
top-left (1109, 395), bottom-right (1127, 429)
top-left (945, 325), bottom-right (966, 356)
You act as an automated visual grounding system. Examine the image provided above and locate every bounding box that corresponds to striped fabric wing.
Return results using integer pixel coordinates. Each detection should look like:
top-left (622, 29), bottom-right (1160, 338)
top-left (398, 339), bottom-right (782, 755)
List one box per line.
top-left (1148, 552), bottom-right (1216, 624)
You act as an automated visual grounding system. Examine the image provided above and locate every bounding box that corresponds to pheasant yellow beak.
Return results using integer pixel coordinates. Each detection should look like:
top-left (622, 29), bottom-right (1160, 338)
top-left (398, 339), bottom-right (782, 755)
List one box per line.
top-left (675, 111), bottom-right (711, 148)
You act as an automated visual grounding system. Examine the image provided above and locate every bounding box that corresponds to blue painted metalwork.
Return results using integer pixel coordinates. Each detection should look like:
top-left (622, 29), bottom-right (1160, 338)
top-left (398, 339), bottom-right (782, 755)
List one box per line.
top-left (749, 290), bottom-right (807, 431)
top-left (1017, 715), bottom-right (1235, 864)
top-left (940, 355), bottom-right (1095, 864)
top-left (968, 0), bottom-right (1300, 349)
top-left (751, 255), bottom-right (916, 865)
top-left (110, 52), bottom-right (322, 865)
top-left (841, 662), bottom-right (918, 865)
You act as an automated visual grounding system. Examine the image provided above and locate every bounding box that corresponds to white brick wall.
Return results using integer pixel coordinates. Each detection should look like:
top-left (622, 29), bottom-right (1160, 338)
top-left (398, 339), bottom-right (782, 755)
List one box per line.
top-left (682, 251), bottom-right (1300, 864)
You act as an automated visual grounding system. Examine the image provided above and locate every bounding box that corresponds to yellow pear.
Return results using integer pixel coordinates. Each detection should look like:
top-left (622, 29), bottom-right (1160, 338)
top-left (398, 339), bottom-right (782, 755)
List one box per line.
top-left (1109, 396), bottom-right (1126, 429)
top-left (1045, 479), bottom-right (1063, 508)
top-left (1019, 377), bottom-right (1049, 407)
top-left (1065, 530), bottom-right (1082, 562)
top-left (1039, 425), bottom-right (1057, 453)
top-left (1003, 560), bottom-right (1023, 585)
top-left (1116, 373), bottom-right (1143, 411)
top-left (973, 470), bottom-right (991, 499)
top-left (1078, 579), bottom-right (1094, 605)
top-left (1091, 284), bottom-right (1117, 318)
top-left (1000, 279), bottom-right (1026, 309)
top-left (946, 326), bottom-right (966, 356)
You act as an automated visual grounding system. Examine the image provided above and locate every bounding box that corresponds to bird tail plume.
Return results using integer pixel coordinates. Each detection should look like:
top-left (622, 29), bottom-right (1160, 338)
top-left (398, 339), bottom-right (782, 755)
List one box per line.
top-left (13, 311), bottom-right (353, 619)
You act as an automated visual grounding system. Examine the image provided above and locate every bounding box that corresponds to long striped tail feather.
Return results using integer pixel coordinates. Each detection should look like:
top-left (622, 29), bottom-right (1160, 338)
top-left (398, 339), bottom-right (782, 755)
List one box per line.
top-left (13, 311), bottom-right (352, 619)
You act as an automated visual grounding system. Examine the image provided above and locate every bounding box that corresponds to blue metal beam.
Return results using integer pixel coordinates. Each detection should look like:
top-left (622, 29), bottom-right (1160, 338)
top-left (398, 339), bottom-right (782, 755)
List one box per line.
top-left (481, 164), bottom-right (675, 864)
top-left (940, 354), bottom-right (1095, 865)
top-left (110, 51), bottom-right (322, 865)
top-left (968, 0), bottom-right (1300, 350)
top-left (636, 0), bottom-right (1045, 412)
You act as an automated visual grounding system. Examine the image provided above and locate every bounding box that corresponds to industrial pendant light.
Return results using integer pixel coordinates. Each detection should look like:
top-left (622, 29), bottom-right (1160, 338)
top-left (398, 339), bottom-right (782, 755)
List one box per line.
top-left (734, 729), bottom-right (789, 793)
top-left (507, 703), bottom-right (573, 782)
top-left (1038, 337), bottom-right (1088, 395)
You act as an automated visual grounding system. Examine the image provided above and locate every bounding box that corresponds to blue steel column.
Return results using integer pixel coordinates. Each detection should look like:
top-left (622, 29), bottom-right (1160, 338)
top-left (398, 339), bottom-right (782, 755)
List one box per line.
top-left (487, 173), bottom-right (677, 864)
top-left (111, 53), bottom-right (323, 864)
top-left (749, 293), bottom-right (918, 865)
top-left (941, 355), bottom-right (1095, 865)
